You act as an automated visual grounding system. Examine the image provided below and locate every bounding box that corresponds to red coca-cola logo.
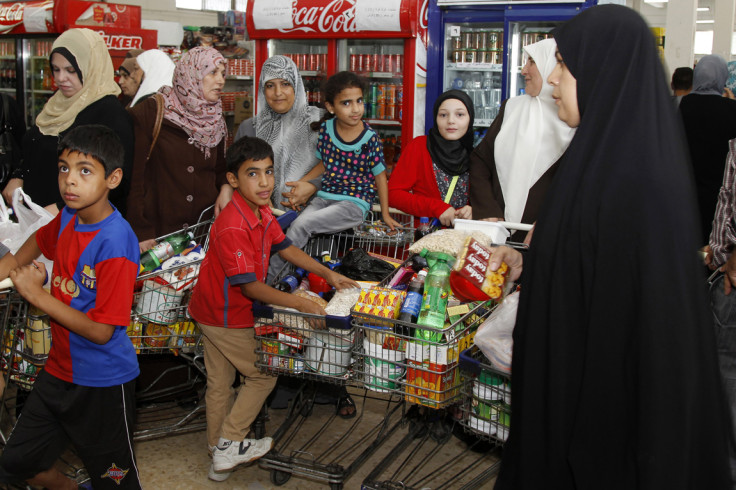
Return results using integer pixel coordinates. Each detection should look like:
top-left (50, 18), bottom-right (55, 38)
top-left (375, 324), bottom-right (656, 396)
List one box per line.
top-left (0, 2), bottom-right (25, 31)
top-left (283, 0), bottom-right (359, 34)
top-left (97, 31), bottom-right (143, 50)
top-left (418, 0), bottom-right (428, 48)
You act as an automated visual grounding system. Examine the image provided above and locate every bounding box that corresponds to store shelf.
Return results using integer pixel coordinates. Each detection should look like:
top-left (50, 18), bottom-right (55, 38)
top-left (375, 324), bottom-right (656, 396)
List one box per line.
top-left (365, 72), bottom-right (401, 79)
top-left (0, 56), bottom-right (14, 60)
top-left (446, 63), bottom-right (503, 72)
top-left (0, 88), bottom-right (16, 93)
top-left (226, 75), bottom-right (252, 81)
top-left (223, 111), bottom-right (235, 116)
top-left (30, 89), bottom-right (54, 95)
top-left (365, 119), bottom-right (401, 126)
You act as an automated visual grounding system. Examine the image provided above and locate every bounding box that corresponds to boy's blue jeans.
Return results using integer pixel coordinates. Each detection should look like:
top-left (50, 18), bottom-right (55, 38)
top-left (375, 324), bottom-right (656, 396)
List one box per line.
top-left (710, 274), bottom-right (736, 487)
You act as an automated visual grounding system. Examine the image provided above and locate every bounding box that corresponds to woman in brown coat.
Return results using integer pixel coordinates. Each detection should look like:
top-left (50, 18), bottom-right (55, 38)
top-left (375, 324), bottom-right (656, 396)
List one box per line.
top-left (127, 47), bottom-right (231, 249)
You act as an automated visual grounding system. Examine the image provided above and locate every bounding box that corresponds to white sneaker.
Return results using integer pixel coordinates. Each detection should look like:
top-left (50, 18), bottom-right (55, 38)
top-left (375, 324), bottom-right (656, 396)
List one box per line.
top-left (208, 463), bottom-right (232, 482)
top-left (212, 437), bottom-right (274, 472)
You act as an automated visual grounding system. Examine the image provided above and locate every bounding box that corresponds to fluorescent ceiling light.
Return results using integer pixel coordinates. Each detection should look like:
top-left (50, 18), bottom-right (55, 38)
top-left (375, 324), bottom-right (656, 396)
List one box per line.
top-left (697, 7), bottom-right (709, 11)
top-left (696, 19), bottom-right (715, 23)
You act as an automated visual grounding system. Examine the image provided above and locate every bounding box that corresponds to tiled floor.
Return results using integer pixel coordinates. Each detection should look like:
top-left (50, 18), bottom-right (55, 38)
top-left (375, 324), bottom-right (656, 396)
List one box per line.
top-left (133, 386), bottom-right (501, 489)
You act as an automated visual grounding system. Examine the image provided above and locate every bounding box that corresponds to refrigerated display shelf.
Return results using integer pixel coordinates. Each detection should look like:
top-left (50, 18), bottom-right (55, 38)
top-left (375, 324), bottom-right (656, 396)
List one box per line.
top-left (225, 75), bottom-right (253, 80)
top-left (366, 119), bottom-right (401, 126)
top-left (446, 63), bottom-right (502, 71)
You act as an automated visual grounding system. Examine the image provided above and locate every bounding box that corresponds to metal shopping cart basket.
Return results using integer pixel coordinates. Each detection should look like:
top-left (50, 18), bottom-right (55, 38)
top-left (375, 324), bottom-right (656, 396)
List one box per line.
top-left (354, 255), bottom-right (505, 489)
top-left (129, 206), bottom-right (216, 441)
top-left (253, 212), bottom-right (412, 489)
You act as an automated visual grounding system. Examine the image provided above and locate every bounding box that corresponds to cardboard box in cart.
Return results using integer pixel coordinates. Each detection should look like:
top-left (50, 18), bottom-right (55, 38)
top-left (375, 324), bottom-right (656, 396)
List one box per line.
top-left (404, 330), bottom-right (474, 407)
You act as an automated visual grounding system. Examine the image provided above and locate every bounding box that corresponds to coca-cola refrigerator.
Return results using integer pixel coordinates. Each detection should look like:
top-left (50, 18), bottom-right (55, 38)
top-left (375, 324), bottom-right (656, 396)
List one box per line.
top-left (0, 0), bottom-right (157, 127)
top-left (425, 0), bottom-right (594, 141)
top-left (245, 0), bottom-right (428, 168)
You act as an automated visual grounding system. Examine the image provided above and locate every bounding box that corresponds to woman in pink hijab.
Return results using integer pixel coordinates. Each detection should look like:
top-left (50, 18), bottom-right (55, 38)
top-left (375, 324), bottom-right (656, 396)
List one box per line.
top-left (127, 47), bottom-right (231, 249)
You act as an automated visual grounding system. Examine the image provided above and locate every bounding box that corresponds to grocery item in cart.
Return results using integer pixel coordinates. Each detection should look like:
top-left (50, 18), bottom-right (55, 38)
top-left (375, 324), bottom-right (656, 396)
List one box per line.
top-left (450, 237), bottom-right (509, 302)
top-left (473, 290), bottom-right (518, 373)
top-left (25, 306), bottom-right (51, 356)
top-left (135, 279), bottom-right (185, 325)
top-left (417, 251), bottom-right (455, 330)
top-left (408, 229), bottom-right (492, 257)
top-left (139, 230), bottom-right (194, 273)
top-left (304, 327), bottom-right (354, 375)
top-left (363, 337), bottom-right (405, 392)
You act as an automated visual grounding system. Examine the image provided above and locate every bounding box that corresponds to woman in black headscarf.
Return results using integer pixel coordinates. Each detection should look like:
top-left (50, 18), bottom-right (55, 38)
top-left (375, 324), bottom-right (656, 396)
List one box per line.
top-left (492, 5), bottom-right (732, 489)
top-left (388, 89), bottom-right (473, 226)
top-left (680, 55), bottom-right (736, 246)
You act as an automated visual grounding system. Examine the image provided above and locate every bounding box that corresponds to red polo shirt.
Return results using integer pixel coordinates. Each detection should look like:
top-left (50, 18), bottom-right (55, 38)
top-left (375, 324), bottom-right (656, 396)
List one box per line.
top-left (188, 191), bottom-right (291, 328)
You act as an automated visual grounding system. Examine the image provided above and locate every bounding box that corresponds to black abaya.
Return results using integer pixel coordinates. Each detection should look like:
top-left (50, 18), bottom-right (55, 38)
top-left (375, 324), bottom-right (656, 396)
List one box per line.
top-left (495, 5), bottom-right (732, 490)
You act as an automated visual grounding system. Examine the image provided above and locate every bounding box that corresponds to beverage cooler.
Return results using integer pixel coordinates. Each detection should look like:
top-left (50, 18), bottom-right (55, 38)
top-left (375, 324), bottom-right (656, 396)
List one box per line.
top-left (425, 0), bottom-right (595, 139)
top-left (0, 0), bottom-right (157, 127)
top-left (245, 0), bottom-right (426, 167)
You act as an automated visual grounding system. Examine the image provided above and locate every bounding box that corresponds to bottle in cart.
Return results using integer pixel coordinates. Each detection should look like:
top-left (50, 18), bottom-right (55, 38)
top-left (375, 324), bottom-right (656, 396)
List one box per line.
top-left (396, 269), bottom-right (428, 337)
top-left (139, 231), bottom-right (195, 274)
top-left (415, 217), bottom-right (432, 242)
top-left (416, 251), bottom-right (455, 334)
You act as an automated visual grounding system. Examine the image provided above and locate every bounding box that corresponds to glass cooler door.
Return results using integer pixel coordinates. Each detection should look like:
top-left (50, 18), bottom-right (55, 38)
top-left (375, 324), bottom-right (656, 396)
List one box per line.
top-left (268, 39), bottom-right (330, 109)
top-left (506, 22), bottom-right (557, 98)
top-left (443, 22), bottom-right (504, 129)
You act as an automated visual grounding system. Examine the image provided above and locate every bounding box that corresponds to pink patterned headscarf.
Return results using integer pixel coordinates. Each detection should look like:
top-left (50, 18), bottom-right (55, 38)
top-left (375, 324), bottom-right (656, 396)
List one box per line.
top-left (160, 47), bottom-right (227, 158)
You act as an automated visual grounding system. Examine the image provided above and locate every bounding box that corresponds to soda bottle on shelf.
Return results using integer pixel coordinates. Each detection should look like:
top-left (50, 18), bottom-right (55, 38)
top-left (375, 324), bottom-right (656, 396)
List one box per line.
top-left (415, 217), bottom-right (432, 242)
top-left (139, 231), bottom-right (195, 274)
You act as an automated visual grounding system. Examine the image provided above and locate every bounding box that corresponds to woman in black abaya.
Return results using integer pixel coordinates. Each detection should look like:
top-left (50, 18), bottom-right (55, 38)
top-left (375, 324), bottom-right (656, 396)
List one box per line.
top-left (493, 5), bottom-right (732, 489)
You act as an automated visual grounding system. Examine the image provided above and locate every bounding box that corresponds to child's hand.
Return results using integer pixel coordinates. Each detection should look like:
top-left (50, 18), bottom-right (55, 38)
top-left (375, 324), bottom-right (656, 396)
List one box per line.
top-left (296, 297), bottom-right (326, 316)
top-left (281, 181), bottom-right (317, 211)
top-left (9, 260), bottom-right (46, 298)
top-left (439, 207), bottom-right (456, 227)
top-left (382, 214), bottom-right (401, 231)
top-left (326, 270), bottom-right (360, 290)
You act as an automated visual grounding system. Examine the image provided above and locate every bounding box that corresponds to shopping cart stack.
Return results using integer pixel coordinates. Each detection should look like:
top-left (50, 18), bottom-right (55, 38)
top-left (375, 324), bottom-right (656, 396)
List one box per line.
top-left (458, 345), bottom-right (512, 445)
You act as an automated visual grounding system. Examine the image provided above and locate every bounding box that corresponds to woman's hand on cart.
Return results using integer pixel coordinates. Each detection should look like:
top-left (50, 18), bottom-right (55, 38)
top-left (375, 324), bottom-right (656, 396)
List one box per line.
top-left (326, 270), bottom-right (360, 291)
top-left (489, 246), bottom-right (523, 282)
top-left (455, 205), bottom-right (472, 222)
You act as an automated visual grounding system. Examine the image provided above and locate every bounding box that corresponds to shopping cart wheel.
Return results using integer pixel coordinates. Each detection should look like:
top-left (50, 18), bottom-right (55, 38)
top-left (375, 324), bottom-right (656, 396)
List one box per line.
top-left (270, 469), bottom-right (291, 486)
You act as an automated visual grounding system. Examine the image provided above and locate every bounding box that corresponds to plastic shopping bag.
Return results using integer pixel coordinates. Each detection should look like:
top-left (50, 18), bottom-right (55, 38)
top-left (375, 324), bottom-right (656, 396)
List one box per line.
top-left (10, 187), bottom-right (54, 272)
top-left (0, 196), bottom-right (20, 251)
top-left (473, 290), bottom-right (519, 374)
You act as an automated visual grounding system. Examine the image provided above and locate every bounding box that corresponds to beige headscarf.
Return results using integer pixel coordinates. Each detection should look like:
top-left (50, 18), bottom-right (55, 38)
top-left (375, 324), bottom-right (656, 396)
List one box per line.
top-left (36, 28), bottom-right (121, 136)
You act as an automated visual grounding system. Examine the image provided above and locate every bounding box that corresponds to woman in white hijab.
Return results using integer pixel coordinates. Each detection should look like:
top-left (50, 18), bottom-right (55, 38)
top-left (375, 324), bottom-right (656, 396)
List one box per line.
top-left (129, 49), bottom-right (175, 107)
top-left (235, 55), bottom-right (323, 211)
top-left (469, 38), bottom-right (575, 242)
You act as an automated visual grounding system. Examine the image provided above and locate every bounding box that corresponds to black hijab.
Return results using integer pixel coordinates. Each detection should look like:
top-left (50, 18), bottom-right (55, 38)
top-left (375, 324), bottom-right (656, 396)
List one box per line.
top-left (426, 89), bottom-right (474, 176)
top-left (495, 5), bottom-right (731, 489)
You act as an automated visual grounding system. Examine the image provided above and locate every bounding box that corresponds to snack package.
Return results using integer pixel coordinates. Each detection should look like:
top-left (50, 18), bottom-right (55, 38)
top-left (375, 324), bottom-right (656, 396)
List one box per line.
top-left (449, 237), bottom-right (509, 302)
top-left (354, 286), bottom-right (406, 319)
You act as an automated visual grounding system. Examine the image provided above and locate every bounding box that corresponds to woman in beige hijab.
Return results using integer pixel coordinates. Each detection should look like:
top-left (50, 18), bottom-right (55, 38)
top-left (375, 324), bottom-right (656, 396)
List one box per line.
top-left (2, 28), bottom-right (134, 215)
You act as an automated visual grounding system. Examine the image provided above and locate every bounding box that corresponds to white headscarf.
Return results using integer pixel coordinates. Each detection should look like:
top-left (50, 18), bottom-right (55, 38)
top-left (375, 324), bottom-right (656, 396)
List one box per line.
top-left (254, 55), bottom-right (323, 211)
top-left (494, 38), bottom-right (576, 224)
top-left (130, 49), bottom-right (175, 107)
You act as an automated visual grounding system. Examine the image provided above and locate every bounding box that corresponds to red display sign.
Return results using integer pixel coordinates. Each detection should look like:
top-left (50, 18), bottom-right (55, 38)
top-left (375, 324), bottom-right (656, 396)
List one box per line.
top-left (246, 0), bottom-right (418, 39)
top-left (0, 0), bottom-right (54, 34)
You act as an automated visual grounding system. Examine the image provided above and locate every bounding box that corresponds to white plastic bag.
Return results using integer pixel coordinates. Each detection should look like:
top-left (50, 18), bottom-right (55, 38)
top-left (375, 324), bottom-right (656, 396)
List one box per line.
top-left (0, 196), bottom-right (20, 250)
top-left (10, 187), bottom-right (54, 272)
top-left (473, 290), bottom-right (519, 373)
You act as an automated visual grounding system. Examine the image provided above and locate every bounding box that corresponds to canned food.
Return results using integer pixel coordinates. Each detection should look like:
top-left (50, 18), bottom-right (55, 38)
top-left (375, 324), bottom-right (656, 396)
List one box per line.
top-left (350, 54), bottom-right (361, 73)
top-left (393, 54), bottom-right (403, 73)
top-left (298, 53), bottom-right (308, 71)
top-left (451, 37), bottom-right (462, 50)
top-left (462, 29), bottom-right (474, 50)
top-left (320, 53), bottom-right (328, 72)
top-left (373, 53), bottom-right (382, 72)
top-left (488, 32), bottom-right (499, 49)
top-left (308, 53), bottom-right (318, 71)
top-left (383, 54), bottom-right (393, 73)
top-left (369, 83), bottom-right (379, 105)
top-left (451, 50), bottom-right (463, 63)
top-left (479, 50), bottom-right (492, 65)
top-left (396, 85), bottom-right (403, 105)
top-left (377, 83), bottom-right (387, 104)
top-left (385, 104), bottom-right (397, 120)
top-left (377, 101), bottom-right (387, 120)
top-left (385, 83), bottom-right (396, 105)
top-left (476, 30), bottom-right (489, 51)
top-left (364, 53), bottom-right (374, 73)
top-left (465, 49), bottom-right (478, 64)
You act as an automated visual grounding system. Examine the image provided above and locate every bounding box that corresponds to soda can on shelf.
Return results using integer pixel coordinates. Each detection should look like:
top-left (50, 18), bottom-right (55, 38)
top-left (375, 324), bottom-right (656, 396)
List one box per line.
top-left (320, 54), bottom-right (328, 72)
top-left (489, 32), bottom-right (500, 50)
top-left (364, 53), bottom-right (374, 73)
top-left (465, 49), bottom-right (478, 64)
top-left (385, 83), bottom-right (396, 105)
top-left (373, 53), bottom-right (382, 73)
top-left (396, 84), bottom-right (403, 105)
top-left (298, 53), bottom-right (308, 71)
top-left (451, 37), bottom-right (462, 51)
top-left (377, 100), bottom-right (387, 120)
top-left (383, 54), bottom-right (393, 73)
top-left (308, 53), bottom-right (317, 71)
top-left (369, 82), bottom-right (380, 107)
top-left (350, 54), bottom-right (361, 73)
top-left (451, 50), bottom-right (463, 63)
top-left (385, 104), bottom-right (397, 121)
top-left (393, 54), bottom-right (403, 74)
top-left (462, 29), bottom-right (474, 50)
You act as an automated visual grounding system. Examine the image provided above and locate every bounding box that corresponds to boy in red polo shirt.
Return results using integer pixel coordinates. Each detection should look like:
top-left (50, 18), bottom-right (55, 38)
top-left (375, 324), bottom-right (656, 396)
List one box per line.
top-left (188, 136), bottom-right (358, 481)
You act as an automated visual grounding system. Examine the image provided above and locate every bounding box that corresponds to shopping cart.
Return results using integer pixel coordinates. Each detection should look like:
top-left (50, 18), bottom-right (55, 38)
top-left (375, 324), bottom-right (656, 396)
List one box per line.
top-left (129, 207), bottom-right (216, 441)
top-left (253, 211), bottom-right (414, 489)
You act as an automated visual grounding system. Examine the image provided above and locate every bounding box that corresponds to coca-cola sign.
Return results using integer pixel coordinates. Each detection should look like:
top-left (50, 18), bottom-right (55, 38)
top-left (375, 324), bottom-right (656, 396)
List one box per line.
top-left (286, 0), bottom-right (357, 35)
top-left (418, 0), bottom-right (427, 48)
top-left (0, 0), bottom-right (53, 34)
top-left (248, 0), bottom-right (415, 39)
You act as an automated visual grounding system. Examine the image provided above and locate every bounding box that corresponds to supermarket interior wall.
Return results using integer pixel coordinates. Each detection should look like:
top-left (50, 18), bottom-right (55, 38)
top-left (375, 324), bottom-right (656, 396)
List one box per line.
top-left (124, 0), bottom-right (220, 27)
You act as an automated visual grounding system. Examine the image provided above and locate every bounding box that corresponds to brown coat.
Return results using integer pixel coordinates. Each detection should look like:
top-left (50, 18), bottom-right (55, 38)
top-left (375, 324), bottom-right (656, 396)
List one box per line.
top-left (469, 100), bottom-right (560, 242)
top-left (127, 96), bottom-right (227, 240)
